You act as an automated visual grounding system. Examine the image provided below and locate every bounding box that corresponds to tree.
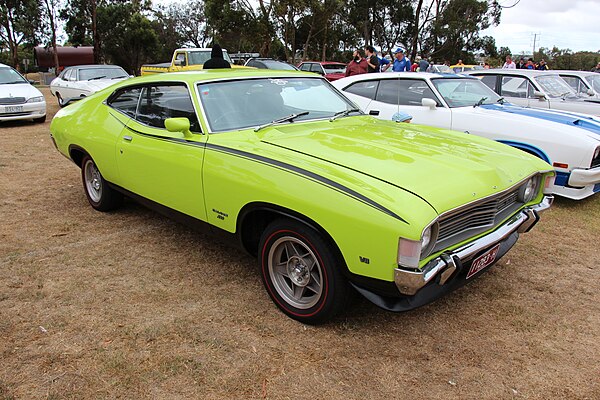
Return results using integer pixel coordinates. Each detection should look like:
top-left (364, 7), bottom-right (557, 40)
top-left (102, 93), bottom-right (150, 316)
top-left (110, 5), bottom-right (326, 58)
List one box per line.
top-left (40, 0), bottom-right (62, 75)
top-left (0, 0), bottom-right (40, 69)
top-left (60, 0), bottom-right (101, 62)
top-left (154, 0), bottom-right (207, 49)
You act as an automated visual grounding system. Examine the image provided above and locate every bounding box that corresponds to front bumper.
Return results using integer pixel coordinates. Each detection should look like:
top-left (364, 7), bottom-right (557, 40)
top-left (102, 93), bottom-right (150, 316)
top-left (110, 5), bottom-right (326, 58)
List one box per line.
top-left (0, 102), bottom-right (46, 122)
top-left (568, 166), bottom-right (600, 187)
top-left (394, 195), bottom-right (553, 297)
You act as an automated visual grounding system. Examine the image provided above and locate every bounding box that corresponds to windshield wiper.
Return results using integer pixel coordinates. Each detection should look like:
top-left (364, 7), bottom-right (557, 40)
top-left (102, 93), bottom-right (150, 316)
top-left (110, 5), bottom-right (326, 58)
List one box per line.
top-left (111, 75), bottom-right (128, 79)
top-left (329, 107), bottom-right (361, 122)
top-left (497, 97), bottom-right (505, 105)
top-left (3, 80), bottom-right (26, 84)
top-left (88, 75), bottom-right (106, 80)
top-left (254, 111), bottom-right (309, 132)
top-left (473, 97), bottom-right (487, 108)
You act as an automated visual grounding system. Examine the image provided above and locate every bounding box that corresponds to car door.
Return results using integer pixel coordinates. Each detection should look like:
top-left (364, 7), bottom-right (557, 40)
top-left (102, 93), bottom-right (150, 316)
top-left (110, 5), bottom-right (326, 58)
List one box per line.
top-left (366, 78), bottom-right (451, 126)
top-left (59, 69), bottom-right (74, 99)
top-left (114, 82), bottom-right (208, 221)
top-left (499, 75), bottom-right (549, 109)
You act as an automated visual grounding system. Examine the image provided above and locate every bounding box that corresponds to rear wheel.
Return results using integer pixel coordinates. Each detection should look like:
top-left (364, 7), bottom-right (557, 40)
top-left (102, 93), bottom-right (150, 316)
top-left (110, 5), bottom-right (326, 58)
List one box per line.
top-left (56, 92), bottom-right (66, 107)
top-left (259, 219), bottom-right (350, 324)
top-left (81, 155), bottom-right (123, 211)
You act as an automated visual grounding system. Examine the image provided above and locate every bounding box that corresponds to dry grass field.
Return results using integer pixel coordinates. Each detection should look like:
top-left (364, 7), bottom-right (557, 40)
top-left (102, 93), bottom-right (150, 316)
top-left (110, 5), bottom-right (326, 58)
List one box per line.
top-left (1, 88), bottom-right (599, 399)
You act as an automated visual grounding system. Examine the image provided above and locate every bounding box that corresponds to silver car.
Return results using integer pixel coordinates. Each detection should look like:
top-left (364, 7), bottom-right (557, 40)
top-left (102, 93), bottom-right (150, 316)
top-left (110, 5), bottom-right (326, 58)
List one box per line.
top-left (465, 69), bottom-right (600, 116)
top-left (556, 70), bottom-right (600, 100)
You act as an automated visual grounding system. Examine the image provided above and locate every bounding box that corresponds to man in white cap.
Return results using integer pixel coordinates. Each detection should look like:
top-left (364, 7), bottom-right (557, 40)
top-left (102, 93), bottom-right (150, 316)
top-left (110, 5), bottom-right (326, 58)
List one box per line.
top-left (389, 47), bottom-right (411, 72)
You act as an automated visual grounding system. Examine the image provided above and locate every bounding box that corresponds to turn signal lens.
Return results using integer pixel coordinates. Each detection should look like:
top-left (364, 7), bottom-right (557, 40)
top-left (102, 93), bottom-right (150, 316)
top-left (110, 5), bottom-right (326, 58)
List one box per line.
top-left (552, 162), bottom-right (569, 169)
top-left (397, 238), bottom-right (421, 269)
top-left (543, 174), bottom-right (555, 194)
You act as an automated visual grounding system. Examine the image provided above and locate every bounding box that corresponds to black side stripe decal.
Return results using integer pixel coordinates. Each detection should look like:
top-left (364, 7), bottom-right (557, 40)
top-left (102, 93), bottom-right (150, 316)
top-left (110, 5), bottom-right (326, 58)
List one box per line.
top-left (205, 143), bottom-right (407, 224)
top-left (109, 112), bottom-right (205, 147)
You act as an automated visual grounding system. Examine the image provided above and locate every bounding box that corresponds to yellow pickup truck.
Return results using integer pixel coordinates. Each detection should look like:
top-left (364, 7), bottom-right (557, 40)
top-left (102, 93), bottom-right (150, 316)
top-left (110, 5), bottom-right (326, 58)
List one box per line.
top-left (140, 48), bottom-right (244, 75)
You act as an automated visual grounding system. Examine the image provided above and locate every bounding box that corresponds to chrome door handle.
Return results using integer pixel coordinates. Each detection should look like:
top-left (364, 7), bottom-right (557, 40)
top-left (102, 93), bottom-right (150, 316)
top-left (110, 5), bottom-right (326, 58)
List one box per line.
top-left (123, 135), bottom-right (132, 142)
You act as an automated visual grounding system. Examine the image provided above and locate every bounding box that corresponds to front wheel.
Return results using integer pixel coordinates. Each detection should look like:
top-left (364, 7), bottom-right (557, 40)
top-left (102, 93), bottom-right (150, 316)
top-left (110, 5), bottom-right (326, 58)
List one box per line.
top-left (56, 92), bottom-right (66, 107)
top-left (259, 219), bottom-right (350, 324)
top-left (81, 155), bottom-right (123, 211)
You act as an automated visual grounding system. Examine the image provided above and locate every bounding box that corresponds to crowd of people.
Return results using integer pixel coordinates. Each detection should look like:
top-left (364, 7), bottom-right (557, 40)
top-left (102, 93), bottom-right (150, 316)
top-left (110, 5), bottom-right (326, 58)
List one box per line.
top-left (501, 55), bottom-right (549, 70)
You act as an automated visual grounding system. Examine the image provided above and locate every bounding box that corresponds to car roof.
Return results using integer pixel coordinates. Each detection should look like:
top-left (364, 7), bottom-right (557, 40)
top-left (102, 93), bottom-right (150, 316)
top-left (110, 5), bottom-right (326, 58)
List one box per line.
top-left (554, 70), bottom-right (597, 77)
top-left (112, 69), bottom-right (319, 85)
top-left (175, 48), bottom-right (229, 52)
top-left (64, 64), bottom-right (124, 69)
top-left (343, 71), bottom-right (475, 80)
top-left (464, 69), bottom-right (558, 77)
top-left (300, 61), bottom-right (345, 65)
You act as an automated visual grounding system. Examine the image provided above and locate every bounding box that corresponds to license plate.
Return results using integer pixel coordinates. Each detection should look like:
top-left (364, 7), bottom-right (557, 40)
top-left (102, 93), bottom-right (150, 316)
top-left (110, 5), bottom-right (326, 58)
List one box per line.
top-left (466, 244), bottom-right (500, 280)
top-left (4, 105), bottom-right (23, 113)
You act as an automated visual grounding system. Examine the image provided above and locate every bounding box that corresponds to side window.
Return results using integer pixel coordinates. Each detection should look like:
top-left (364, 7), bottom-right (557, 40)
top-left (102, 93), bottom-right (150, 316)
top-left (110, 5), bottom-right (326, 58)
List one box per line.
top-left (500, 76), bottom-right (533, 98)
top-left (562, 76), bottom-right (583, 94)
top-left (376, 79), bottom-right (440, 106)
top-left (108, 87), bottom-right (142, 118)
top-left (479, 75), bottom-right (497, 91)
top-left (69, 70), bottom-right (78, 81)
top-left (136, 84), bottom-right (201, 133)
top-left (310, 64), bottom-right (324, 75)
top-left (299, 63), bottom-right (311, 72)
top-left (344, 81), bottom-right (379, 100)
top-left (175, 53), bottom-right (187, 66)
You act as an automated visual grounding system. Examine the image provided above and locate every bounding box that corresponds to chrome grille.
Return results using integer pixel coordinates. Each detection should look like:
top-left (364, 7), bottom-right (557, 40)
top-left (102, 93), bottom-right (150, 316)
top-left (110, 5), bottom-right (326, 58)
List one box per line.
top-left (435, 186), bottom-right (522, 251)
top-left (0, 97), bottom-right (26, 105)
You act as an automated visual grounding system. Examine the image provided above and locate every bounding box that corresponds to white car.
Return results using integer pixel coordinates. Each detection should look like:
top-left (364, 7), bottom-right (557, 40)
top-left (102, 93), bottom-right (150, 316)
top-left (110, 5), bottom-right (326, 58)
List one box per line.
top-left (464, 69), bottom-right (600, 116)
top-left (0, 63), bottom-right (46, 123)
top-left (556, 70), bottom-right (600, 100)
top-left (333, 72), bottom-right (600, 200)
top-left (50, 64), bottom-right (130, 107)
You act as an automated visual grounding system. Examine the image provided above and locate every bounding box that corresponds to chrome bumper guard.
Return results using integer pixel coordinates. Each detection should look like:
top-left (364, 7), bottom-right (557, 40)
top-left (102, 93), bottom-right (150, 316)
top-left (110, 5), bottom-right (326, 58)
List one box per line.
top-left (394, 196), bottom-right (554, 296)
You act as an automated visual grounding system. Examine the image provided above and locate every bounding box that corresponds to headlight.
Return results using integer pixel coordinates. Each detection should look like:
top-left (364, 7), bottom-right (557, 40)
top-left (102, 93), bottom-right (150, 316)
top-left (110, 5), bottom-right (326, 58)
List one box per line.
top-left (517, 176), bottom-right (540, 203)
top-left (26, 96), bottom-right (44, 103)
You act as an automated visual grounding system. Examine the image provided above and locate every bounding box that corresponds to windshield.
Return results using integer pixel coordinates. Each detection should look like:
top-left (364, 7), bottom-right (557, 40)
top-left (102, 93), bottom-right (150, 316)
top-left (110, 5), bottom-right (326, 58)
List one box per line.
top-left (534, 75), bottom-right (578, 99)
top-left (323, 64), bottom-right (346, 74)
top-left (198, 77), bottom-right (357, 132)
top-left (431, 78), bottom-right (502, 108)
top-left (585, 75), bottom-right (600, 93)
top-left (0, 66), bottom-right (27, 84)
top-left (432, 65), bottom-right (451, 73)
top-left (188, 50), bottom-right (233, 65)
top-left (78, 67), bottom-right (128, 80)
top-left (262, 60), bottom-right (297, 70)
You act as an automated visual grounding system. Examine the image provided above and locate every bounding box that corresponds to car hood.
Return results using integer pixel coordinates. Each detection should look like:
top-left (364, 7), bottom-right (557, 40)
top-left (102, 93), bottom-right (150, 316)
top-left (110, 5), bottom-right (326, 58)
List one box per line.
top-left (1, 83), bottom-right (43, 99)
top-left (480, 103), bottom-right (600, 141)
top-left (257, 116), bottom-right (550, 214)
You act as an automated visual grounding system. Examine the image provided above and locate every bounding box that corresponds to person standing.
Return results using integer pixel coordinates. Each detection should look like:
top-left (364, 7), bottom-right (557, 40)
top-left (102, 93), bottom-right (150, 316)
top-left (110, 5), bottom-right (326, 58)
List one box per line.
top-left (418, 56), bottom-right (430, 72)
top-left (203, 44), bottom-right (231, 69)
top-left (378, 52), bottom-right (390, 72)
top-left (526, 58), bottom-right (535, 69)
top-left (516, 57), bottom-right (526, 69)
top-left (391, 48), bottom-right (411, 72)
top-left (502, 55), bottom-right (516, 69)
top-left (345, 50), bottom-right (368, 76)
top-left (592, 62), bottom-right (600, 73)
top-left (536, 59), bottom-right (549, 70)
top-left (364, 45), bottom-right (380, 73)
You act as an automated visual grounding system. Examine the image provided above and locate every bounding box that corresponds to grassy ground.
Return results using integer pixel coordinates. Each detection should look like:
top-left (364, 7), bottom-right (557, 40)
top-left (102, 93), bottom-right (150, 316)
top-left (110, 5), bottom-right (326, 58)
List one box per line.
top-left (1, 88), bottom-right (599, 399)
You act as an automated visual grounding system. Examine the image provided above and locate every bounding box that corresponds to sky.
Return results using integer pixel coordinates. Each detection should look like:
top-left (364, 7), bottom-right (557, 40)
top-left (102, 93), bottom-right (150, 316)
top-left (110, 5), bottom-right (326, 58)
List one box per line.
top-left (480, 0), bottom-right (600, 54)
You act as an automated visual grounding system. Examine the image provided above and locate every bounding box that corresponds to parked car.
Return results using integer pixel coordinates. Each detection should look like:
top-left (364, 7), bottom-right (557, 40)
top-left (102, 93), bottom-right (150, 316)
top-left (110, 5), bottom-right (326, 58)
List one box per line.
top-left (297, 61), bottom-right (346, 81)
top-left (0, 63), bottom-right (46, 123)
top-left (333, 72), bottom-right (600, 200)
top-left (140, 48), bottom-right (248, 75)
top-left (244, 58), bottom-right (298, 70)
top-left (427, 64), bottom-right (453, 74)
top-left (556, 70), bottom-right (600, 100)
top-left (50, 65), bottom-right (130, 107)
top-left (50, 70), bottom-right (554, 323)
top-left (450, 64), bottom-right (483, 73)
top-left (464, 69), bottom-right (600, 116)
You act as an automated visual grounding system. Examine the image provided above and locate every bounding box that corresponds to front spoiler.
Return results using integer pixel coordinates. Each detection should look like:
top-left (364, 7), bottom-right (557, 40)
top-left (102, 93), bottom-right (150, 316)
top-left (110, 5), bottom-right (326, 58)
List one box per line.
top-left (393, 196), bottom-right (553, 297)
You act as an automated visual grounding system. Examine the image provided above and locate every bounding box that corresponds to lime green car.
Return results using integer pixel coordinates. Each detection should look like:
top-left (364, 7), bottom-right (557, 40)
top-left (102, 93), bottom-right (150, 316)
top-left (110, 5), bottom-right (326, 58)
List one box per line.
top-left (50, 69), bottom-right (554, 324)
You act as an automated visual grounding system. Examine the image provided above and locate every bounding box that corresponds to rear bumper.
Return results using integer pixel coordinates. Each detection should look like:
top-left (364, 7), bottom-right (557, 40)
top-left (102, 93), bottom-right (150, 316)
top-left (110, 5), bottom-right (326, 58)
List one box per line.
top-left (393, 196), bottom-right (553, 297)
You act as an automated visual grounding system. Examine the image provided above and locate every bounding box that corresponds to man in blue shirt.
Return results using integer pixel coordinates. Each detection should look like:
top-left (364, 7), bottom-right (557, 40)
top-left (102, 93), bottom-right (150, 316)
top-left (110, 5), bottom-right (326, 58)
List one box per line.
top-left (390, 48), bottom-right (411, 72)
top-left (378, 51), bottom-right (390, 72)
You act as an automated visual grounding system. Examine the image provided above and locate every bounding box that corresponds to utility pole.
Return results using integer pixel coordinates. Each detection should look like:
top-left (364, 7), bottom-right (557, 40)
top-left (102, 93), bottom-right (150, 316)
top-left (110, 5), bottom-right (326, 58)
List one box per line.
top-left (532, 33), bottom-right (541, 57)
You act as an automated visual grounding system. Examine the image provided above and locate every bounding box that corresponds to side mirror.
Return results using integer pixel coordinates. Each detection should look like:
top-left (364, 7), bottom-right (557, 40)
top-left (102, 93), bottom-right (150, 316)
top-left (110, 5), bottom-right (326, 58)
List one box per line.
top-left (533, 90), bottom-right (547, 100)
top-left (587, 88), bottom-right (595, 96)
top-left (174, 59), bottom-right (184, 66)
top-left (165, 117), bottom-right (192, 138)
top-left (422, 98), bottom-right (437, 109)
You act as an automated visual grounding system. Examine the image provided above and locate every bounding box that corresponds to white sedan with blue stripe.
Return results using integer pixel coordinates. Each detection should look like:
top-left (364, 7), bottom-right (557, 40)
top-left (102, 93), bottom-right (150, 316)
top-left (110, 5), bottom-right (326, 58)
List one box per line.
top-left (333, 72), bottom-right (600, 200)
